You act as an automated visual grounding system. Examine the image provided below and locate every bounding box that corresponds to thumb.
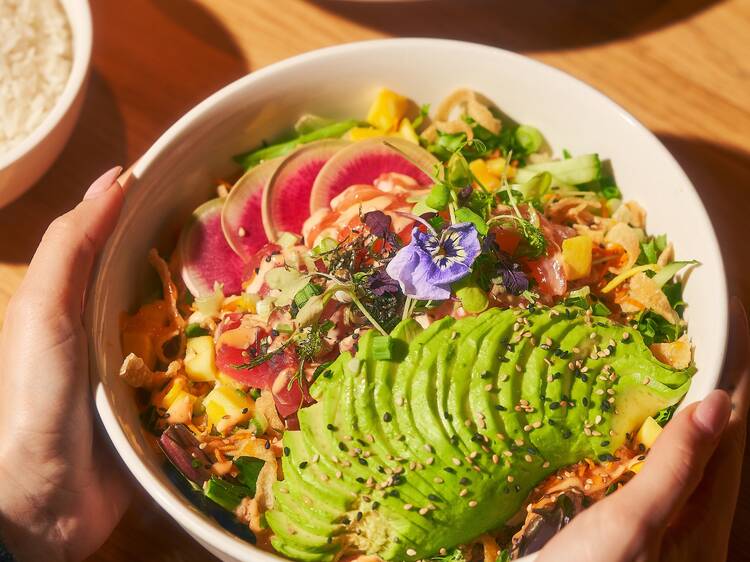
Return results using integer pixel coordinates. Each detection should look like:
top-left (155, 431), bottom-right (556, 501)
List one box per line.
top-left (16, 166), bottom-right (125, 316)
top-left (609, 389), bottom-right (732, 529)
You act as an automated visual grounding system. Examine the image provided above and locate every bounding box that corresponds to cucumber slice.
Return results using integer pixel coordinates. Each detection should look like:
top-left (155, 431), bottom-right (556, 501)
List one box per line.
top-left (520, 154), bottom-right (601, 185)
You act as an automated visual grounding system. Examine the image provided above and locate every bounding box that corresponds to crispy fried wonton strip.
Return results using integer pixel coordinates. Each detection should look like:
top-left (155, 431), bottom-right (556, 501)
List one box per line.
top-left (148, 249), bottom-right (186, 362)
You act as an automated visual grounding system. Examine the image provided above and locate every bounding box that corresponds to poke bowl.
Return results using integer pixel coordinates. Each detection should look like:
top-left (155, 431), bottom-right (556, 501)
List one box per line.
top-left (86, 39), bottom-right (727, 562)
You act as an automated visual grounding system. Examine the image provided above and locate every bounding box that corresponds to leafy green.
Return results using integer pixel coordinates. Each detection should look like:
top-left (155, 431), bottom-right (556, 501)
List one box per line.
top-left (234, 457), bottom-right (264, 495)
top-left (651, 260), bottom-right (698, 288)
top-left (454, 207), bottom-right (488, 235)
top-left (425, 182), bottom-right (451, 210)
top-left (514, 218), bottom-right (547, 258)
top-left (637, 234), bottom-right (668, 265)
top-left (412, 103), bottom-right (430, 129)
top-left (204, 476), bottom-right (253, 511)
top-left (633, 311), bottom-right (683, 345)
top-left (653, 404), bottom-right (678, 427)
top-left (496, 550), bottom-right (512, 562)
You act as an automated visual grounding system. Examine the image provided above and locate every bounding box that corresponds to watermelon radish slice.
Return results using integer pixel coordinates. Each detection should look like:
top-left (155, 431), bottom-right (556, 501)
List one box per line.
top-left (221, 158), bottom-right (280, 262)
top-left (261, 139), bottom-right (349, 241)
top-left (178, 198), bottom-right (245, 297)
top-left (309, 137), bottom-right (438, 214)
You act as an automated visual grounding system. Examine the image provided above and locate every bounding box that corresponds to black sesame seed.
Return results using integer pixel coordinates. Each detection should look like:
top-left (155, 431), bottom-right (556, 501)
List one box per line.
top-left (582, 397), bottom-right (589, 407)
top-left (383, 412), bottom-right (392, 422)
top-left (356, 511), bottom-right (363, 521)
top-left (264, 440), bottom-right (271, 450)
top-left (562, 429), bottom-right (572, 439)
top-left (481, 371), bottom-right (492, 379)
top-left (495, 404), bottom-right (507, 411)
top-left (428, 493), bottom-right (441, 502)
top-left (549, 402), bottom-right (560, 410)
top-left (356, 477), bottom-right (366, 484)
top-left (459, 477), bottom-right (470, 485)
top-left (299, 461), bottom-right (308, 469)
top-left (377, 465), bottom-right (386, 474)
top-left (443, 467), bottom-right (456, 474)
top-left (601, 441), bottom-right (610, 447)
top-left (358, 457), bottom-right (368, 466)
top-left (327, 423), bottom-right (335, 430)
top-left (338, 442), bottom-right (347, 451)
top-left (372, 501), bottom-right (380, 509)
top-left (283, 447), bottom-right (290, 456)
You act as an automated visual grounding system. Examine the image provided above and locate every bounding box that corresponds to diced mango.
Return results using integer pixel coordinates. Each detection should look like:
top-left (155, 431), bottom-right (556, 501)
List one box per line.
top-left (122, 331), bottom-right (156, 370)
top-left (397, 118), bottom-right (419, 144)
top-left (469, 159), bottom-right (501, 191)
top-left (630, 461), bottom-right (644, 473)
top-left (204, 385), bottom-right (254, 434)
top-left (562, 235), bottom-right (593, 280)
top-left (366, 88), bottom-right (409, 132)
top-left (166, 392), bottom-right (196, 425)
top-left (161, 377), bottom-right (189, 409)
top-left (347, 127), bottom-right (389, 141)
top-left (486, 156), bottom-right (507, 177)
top-left (184, 336), bottom-right (218, 382)
top-left (636, 416), bottom-right (663, 449)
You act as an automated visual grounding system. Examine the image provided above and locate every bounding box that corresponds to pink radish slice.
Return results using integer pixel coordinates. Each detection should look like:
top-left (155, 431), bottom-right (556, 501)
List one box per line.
top-left (221, 158), bottom-right (281, 262)
top-left (309, 137), bottom-right (438, 214)
top-left (261, 139), bottom-right (349, 241)
top-left (179, 198), bottom-right (245, 297)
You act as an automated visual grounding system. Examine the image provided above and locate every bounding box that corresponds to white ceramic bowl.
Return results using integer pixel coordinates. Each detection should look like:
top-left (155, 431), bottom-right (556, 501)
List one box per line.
top-left (0, 0), bottom-right (92, 208)
top-left (87, 39), bottom-right (728, 562)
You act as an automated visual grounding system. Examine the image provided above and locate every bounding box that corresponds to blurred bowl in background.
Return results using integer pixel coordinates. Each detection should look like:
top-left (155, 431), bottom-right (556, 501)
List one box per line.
top-left (0, 0), bottom-right (92, 208)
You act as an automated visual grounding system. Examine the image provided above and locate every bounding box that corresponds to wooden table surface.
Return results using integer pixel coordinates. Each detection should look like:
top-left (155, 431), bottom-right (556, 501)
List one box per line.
top-left (1, 0), bottom-right (749, 560)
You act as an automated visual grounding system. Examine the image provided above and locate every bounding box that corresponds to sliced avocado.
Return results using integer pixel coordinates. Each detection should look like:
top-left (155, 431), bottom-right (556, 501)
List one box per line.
top-left (267, 306), bottom-right (694, 561)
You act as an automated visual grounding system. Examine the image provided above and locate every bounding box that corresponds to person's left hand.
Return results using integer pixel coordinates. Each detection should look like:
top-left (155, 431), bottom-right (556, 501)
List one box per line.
top-left (0, 167), bottom-right (131, 561)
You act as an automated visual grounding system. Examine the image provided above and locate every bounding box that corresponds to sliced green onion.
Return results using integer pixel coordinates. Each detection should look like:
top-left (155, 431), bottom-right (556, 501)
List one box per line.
top-left (515, 125), bottom-right (543, 154)
top-left (293, 282), bottom-right (323, 312)
top-left (312, 237), bottom-right (337, 256)
top-left (652, 260), bottom-right (699, 288)
top-left (185, 323), bottom-right (210, 338)
top-left (274, 323), bottom-right (295, 334)
top-left (592, 302), bottom-right (612, 317)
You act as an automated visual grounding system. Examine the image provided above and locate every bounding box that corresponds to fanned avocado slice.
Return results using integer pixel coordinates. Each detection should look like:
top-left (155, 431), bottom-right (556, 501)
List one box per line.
top-left (268, 306), bottom-right (694, 561)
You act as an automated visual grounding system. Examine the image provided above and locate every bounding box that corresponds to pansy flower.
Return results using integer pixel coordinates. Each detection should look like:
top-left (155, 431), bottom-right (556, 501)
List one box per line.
top-left (386, 222), bottom-right (480, 300)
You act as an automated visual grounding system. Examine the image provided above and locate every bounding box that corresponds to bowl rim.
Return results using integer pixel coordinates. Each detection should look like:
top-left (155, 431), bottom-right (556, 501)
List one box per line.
top-left (0, 0), bottom-right (93, 169)
top-left (90, 37), bottom-right (728, 561)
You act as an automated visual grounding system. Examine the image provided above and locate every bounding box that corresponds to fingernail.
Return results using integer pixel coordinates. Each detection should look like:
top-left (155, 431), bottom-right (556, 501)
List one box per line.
top-left (693, 389), bottom-right (732, 437)
top-left (84, 166), bottom-right (122, 200)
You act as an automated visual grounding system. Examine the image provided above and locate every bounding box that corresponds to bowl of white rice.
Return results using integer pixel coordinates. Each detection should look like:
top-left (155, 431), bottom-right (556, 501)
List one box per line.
top-left (0, 0), bottom-right (92, 208)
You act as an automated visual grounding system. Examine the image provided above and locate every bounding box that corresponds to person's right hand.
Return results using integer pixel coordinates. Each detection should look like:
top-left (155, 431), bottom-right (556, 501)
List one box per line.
top-left (537, 297), bottom-right (749, 562)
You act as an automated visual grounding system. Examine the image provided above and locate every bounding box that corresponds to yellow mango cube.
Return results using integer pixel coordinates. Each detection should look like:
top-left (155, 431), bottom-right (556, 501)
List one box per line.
top-left (562, 235), bottom-right (593, 280)
top-left (469, 159), bottom-right (501, 191)
top-left (184, 336), bottom-right (218, 382)
top-left (204, 385), bottom-right (254, 434)
top-left (122, 331), bottom-right (156, 370)
top-left (166, 392), bottom-right (196, 425)
top-left (635, 416), bottom-right (663, 450)
top-left (366, 88), bottom-right (409, 132)
top-left (347, 127), bottom-right (388, 141)
top-left (161, 377), bottom-right (189, 409)
top-left (486, 157), bottom-right (507, 177)
top-left (397, 118), bottom-right (419, 144)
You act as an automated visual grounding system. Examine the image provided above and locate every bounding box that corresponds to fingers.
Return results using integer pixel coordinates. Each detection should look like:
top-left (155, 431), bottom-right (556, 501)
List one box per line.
top-left (666, 298), bottom-right (750, 558)
top-left (13, 167), bottom-right (124, 316)
top-left (724, 297), bottom-right (750, 420)
top-left (608, 390), bottom-right (731, 532)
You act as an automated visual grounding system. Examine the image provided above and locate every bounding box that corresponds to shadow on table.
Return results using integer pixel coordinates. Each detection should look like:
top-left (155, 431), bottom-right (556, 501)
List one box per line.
top-left (312, 0), bottom-right (722, 52)
top-left (656, 134), bottom-right (750, 304)
top-left (0, 71), bottom-right (127, 265)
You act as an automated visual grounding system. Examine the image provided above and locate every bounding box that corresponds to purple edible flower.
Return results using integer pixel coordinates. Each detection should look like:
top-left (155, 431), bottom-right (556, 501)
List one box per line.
top-left (363, 210), bottom-right (392, 239)
top-left (368, 269), bottom-right (401, 297)
top-left (497, 251), bottom-right (529, 295)
top-left (386, 222), bottom-right (480, 300)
